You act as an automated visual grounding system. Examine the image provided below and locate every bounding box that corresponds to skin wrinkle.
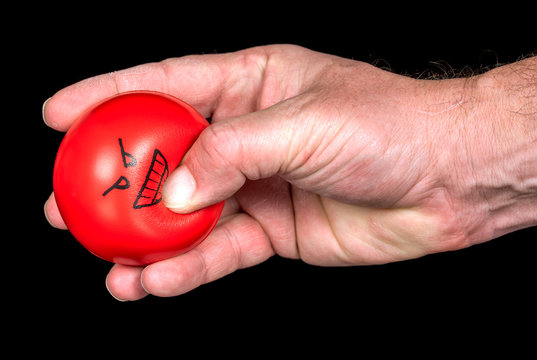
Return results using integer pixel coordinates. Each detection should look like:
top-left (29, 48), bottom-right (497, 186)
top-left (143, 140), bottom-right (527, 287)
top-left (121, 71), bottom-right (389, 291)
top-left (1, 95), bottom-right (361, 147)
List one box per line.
top-left (240, 208), bottom-right (278, 259)
top-left (286, 182), bottom-right (300, 260)
top-left (158, 59), bottom-right (174, 96)
top-left (291, 188), bottom-right (302, 261)
top-left (416, 98), bottom-right (465, 116)
top-left (236, 176), bottom-right (296, 259)
top-left (191, 247), bottom-right (209, 290)
top-left (215, 218), bottom-right (243, 271)
top-left (281, 87), bottom-right (357, 185)
top-left (296, 136), bottom-right (357, 200)
top-left (253, 47), bottom-right (271, 111)
top-left (362, 212), bottom-right (408, 261)
top-left (318, 196), bottom-right (357, 265)
top-left (109, 65), bottom-right (157, 93)
top-left (175, 57), bottom-right (225, 115)
top-left (219, 49), bottom-right (268, 118)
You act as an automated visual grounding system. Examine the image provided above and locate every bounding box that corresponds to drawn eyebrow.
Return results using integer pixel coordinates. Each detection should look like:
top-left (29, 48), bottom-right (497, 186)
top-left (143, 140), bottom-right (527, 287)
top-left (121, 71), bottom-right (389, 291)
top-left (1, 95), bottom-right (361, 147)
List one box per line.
top-left (118, 138), bottom-right (137, 168)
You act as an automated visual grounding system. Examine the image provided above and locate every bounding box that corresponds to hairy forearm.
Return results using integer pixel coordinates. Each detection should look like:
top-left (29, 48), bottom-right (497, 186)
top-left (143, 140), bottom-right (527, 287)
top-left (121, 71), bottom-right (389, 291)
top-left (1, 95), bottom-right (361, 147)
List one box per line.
top-left (456, 56), bottom-right (537, 241)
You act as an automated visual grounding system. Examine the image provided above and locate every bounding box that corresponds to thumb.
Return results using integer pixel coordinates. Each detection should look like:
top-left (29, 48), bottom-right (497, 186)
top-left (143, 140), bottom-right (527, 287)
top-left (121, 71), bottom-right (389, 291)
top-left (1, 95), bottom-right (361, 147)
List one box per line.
top-left (162, 110), bottom-right (292, 213)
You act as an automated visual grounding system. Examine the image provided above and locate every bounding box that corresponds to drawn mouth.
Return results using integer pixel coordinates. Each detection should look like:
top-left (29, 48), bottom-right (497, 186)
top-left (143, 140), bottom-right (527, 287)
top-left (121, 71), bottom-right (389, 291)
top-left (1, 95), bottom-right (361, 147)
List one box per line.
top-left (133, 149), bottom-right (169, 209)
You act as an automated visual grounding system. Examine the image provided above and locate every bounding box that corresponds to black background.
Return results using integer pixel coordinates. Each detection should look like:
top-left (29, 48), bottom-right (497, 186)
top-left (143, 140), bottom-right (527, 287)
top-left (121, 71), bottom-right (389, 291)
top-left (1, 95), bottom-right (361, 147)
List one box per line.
top-left (8, 3), bottom-right (536, 350)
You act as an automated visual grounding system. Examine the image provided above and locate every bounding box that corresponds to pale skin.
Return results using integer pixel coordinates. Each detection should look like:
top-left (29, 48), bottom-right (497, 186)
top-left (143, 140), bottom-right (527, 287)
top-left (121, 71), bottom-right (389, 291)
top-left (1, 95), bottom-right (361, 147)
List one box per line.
top-left (43, 44), bottom-right (537, 301)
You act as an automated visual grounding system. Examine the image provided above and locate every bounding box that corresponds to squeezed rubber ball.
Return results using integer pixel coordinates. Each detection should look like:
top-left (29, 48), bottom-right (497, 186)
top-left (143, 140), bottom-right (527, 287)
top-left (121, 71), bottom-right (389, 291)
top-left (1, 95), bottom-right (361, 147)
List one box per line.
top-left (53, 91), bottom-right (224, 265)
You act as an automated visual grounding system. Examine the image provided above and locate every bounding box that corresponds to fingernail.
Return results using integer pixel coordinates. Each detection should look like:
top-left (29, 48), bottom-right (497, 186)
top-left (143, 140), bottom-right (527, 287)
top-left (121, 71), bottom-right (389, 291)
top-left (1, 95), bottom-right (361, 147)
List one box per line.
top-left (44, 193), bottom-right (68, 230)
top-left (105, 276), bottom-right (127, 302)
top-left (162, 166), bottom-right (196, 212)
top-left (140, 268), bottom-right (149, 294)
top-left (42, 97), bottom-right (51, 126)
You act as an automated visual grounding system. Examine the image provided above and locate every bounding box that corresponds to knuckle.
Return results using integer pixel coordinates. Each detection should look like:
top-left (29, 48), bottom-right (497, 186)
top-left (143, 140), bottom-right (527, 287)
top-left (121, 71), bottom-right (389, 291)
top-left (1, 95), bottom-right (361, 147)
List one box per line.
top-left (232, 46), bottom-right (269, 76)
top-left (197, 121), bottom-right (241, 168)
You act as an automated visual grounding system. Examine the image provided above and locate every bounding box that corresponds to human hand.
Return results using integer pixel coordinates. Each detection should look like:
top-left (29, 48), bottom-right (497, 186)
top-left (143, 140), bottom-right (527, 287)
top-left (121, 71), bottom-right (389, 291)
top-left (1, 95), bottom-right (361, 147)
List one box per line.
top-left (44, 45), bottom-right (537, 300)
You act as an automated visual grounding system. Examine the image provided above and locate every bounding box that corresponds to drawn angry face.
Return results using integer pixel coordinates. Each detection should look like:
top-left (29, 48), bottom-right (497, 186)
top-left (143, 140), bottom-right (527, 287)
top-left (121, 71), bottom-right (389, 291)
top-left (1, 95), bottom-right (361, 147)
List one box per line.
top-left (102, 138), bottom-right (169, 209)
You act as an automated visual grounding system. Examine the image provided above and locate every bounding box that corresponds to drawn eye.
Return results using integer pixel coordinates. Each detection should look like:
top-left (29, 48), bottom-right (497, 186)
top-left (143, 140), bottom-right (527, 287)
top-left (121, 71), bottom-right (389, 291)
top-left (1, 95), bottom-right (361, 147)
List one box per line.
top-left (133, 149), bottom-right (169, 209)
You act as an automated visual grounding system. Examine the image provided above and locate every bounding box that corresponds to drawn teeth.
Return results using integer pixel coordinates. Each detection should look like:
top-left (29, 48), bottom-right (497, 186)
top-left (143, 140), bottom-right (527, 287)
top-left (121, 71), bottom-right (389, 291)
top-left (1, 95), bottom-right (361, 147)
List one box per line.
top-left (133, 149), bottom-right (169, 209)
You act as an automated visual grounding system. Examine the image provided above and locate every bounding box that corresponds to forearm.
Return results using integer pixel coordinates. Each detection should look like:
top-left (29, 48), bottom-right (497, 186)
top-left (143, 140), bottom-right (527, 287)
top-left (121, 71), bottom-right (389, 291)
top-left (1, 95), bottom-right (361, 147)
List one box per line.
top-left (452, 55), bottom-right (537, 242)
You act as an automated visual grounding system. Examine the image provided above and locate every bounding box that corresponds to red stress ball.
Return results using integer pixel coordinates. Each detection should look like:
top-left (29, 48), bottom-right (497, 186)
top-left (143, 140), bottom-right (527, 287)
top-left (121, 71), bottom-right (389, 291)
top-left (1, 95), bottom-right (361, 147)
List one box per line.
top-left (53, 91), bottom-right (224, 265)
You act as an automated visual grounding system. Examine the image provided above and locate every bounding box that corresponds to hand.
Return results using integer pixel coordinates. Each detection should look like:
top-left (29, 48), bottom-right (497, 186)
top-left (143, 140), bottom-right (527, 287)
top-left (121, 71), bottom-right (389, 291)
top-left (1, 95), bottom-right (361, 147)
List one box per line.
top-left (44, 45), bottom-right (537, 300)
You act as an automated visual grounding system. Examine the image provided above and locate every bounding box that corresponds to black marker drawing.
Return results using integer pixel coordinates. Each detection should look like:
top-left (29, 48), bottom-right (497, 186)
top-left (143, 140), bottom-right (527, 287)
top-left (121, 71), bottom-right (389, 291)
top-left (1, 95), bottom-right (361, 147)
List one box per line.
top-left (102, 138), bottom-right (168, 210)
top-left (133, 149), bottom-right (169, 209)
top-left (119, 138), bottom-right (137, 167)
top-left (103, 175), bottom-right (130, 196)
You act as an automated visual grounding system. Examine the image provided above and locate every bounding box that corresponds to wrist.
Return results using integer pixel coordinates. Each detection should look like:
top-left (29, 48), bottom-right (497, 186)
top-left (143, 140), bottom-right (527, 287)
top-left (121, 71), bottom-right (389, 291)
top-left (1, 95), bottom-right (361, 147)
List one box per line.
top-left (445, 58), bottom-right (537, 243)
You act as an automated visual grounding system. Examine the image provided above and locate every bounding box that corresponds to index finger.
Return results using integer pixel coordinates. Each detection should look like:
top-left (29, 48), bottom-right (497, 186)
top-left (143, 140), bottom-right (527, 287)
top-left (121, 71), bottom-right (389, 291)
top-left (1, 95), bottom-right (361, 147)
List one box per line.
top-left (42, 47), bottom-right (269, 131)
